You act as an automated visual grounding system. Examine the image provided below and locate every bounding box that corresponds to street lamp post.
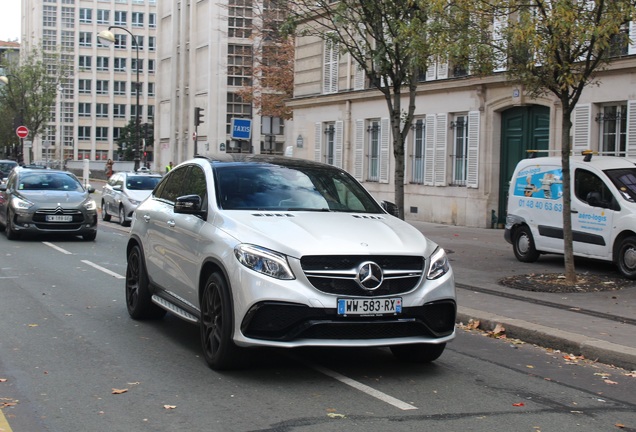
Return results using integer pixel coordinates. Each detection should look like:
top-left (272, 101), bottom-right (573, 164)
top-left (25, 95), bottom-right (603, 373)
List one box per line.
top-left (98, 26), bottom-right (141, 172)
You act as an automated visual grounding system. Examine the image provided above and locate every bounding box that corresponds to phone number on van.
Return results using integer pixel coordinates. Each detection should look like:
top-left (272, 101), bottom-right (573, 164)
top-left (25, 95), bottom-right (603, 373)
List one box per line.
top-left (517, 198), bottom-right (563, 212)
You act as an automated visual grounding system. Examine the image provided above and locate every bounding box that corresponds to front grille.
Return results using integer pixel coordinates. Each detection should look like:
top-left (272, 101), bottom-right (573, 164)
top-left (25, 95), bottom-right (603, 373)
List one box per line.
top-left (300, 255), bottom-right (424, 296)
top-left (32, 208), bottom-right (87, 230)
top-left (241, 300), bottom-right (456, 341)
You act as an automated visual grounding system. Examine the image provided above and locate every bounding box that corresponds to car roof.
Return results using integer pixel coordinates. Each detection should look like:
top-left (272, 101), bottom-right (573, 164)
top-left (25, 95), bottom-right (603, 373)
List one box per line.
top-left (518, 155), bottom-right (636, 171)
top-left (195, 154), bottom-right (343, 171)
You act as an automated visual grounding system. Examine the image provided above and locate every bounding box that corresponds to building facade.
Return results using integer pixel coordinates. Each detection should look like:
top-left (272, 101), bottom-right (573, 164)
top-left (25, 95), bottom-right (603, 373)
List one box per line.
top-left (155, 0), bottom-right (289, 171)
top-left (288, 28), bottom-right (636, 228)
top-left (21, 0), bottom-right (157, 165)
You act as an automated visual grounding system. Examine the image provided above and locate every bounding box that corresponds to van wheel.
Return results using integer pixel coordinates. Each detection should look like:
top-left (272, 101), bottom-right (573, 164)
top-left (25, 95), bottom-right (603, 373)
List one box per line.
top-left (616, 237), bottom-right (636, 279)
top-left (513, 225), bottom-right (539, 263)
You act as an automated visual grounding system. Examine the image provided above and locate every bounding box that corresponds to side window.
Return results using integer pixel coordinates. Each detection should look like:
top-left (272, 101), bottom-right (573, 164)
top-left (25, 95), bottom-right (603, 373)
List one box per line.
top-left (575, 169), bottom-right (614, 209)
top-left (157, 166), bottom-right (189, 203)
top-left (185, 166), bottom-right (208, 201)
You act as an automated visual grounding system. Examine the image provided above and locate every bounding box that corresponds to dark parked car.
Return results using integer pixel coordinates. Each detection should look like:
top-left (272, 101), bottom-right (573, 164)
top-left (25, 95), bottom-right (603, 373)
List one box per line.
top-left (126, 155), bottom-right (456, 370)
top-left (0, 167), bottom-right (98, 240)
top-left (0, 160), bottom-right (18, 183)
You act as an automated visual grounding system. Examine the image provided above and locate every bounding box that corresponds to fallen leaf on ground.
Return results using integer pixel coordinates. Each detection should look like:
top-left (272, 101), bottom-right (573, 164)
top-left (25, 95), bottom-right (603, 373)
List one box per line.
top-left (466, 320), bottom-right (480, 330)
top-left (512, 402), bottom-right (525, 407)
top-left (111, 388), bottom-right (128, 394)
top-left (164, 405), bottom-right (177, 409)
top-left (327, 413), bottom-right (345, 419)
top-left (28, 324), bottom-right (39, 327)
top-left (0, 378), bottom-right (7, 382)
top-left (603, 379), bottom-right (618, 385)
top-left (625, 372), bottom-right (636, 378)
top-left (615, 424), bottom-right (625, 429)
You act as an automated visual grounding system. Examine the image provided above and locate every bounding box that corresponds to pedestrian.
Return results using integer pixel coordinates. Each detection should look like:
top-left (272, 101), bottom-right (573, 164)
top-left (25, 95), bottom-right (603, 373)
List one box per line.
top-left (166, 161), bottom-right (174, 173)
top-left (105, 159), bottom-right (114, 178)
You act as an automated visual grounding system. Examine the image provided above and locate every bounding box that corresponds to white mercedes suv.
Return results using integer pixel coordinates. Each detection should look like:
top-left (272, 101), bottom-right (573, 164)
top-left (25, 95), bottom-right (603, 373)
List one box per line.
top-left (126, 155), bottom-right (456, 370)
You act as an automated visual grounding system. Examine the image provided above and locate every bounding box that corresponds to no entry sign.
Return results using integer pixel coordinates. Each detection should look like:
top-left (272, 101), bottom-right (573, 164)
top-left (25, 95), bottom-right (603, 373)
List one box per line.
top-left (16, 126), bottom-right (29, 138)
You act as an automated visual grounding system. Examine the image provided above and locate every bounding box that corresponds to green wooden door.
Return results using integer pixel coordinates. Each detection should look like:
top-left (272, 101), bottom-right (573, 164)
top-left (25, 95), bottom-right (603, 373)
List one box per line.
top-left (498, 105), bottom-right (550, 224)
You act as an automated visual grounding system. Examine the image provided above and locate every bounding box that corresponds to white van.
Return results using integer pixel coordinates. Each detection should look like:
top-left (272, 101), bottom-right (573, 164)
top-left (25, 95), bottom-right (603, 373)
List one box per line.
top-left (504, 153), bottom-right (636, 278)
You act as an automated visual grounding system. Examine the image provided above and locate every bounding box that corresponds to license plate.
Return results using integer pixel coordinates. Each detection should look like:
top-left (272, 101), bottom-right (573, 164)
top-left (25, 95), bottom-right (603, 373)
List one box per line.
top-left (337, 298), bottom-right (402, 316)
top-left (46, 215), bottom-right (72, 222)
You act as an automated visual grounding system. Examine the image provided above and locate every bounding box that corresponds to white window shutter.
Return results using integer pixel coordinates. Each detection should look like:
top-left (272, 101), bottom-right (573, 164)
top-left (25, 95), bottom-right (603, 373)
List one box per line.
top-left (334, 121), bottom-right (344, 168)
top-left (466, 111), bottom-right (480, 188)
top-left (353, 119), bottom-right (364, 180)
top-left (323, 39), bottom-right (338, 94)
top-left (572, 104), bottom-right (591, 153)
top-left (354, 62), bottom-right (365, 90)
top-left (426, 60), bottom-right (437, 81)
top-left (493, 13), bottom-right (508, 72)
top-left (437, 61), bottom-right (448, 80)
top-left (626, 100), bottom-right (636, 153)
top-left (314, 122), bottom-right (322, 163)
top-left (379, 118), bottom-right (390, 183)
top-left (630, 22), bottom-right (636, 55)
top-left (434, 114), bottom-right (447, 186)
top-left (424, 115), bottom-right (436, 185)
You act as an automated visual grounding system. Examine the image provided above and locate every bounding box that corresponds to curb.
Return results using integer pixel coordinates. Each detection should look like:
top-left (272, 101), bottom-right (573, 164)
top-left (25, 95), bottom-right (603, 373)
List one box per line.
top-left (457, 306), bottom-right (636, 371)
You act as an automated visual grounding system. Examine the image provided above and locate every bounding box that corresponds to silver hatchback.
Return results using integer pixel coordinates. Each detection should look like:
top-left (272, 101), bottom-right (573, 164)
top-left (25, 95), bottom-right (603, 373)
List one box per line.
top-left (102, 171), bottom-right (162, 226)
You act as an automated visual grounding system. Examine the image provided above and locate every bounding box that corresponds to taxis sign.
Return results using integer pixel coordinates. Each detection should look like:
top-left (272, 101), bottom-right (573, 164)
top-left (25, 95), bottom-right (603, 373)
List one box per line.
top-left (231, 118), bottom-right (252, 140)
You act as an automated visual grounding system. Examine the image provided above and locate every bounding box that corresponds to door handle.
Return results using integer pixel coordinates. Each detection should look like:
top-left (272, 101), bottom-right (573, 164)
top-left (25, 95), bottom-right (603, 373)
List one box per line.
top-left (571, 208), bottom-right (579, 214)
top-left (167, 220), bottom-right (176, 228)
top-left (143, 214), bottom-right (150, 222)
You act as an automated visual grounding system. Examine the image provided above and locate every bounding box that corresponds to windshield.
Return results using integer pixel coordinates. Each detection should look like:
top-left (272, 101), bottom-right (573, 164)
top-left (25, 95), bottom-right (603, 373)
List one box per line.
top-left (126, 175), bottom-right (162, 190)
top-left (215, 164), bottom-right (383, 213)
top-left (18, 172), bottom-right (83, 192)
top-left (605, 168), bottom-right (636, 202)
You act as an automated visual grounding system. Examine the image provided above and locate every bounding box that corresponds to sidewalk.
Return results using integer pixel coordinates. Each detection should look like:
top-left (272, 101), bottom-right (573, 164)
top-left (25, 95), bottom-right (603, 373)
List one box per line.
top-left (410, 221), bottom-right (636, 371)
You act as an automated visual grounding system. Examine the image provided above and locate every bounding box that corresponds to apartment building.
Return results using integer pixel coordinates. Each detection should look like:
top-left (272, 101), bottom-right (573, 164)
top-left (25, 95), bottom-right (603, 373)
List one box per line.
top-left (155, 0), bottom-right (288, 170)
top-left (21, 0), bottom-right (157, 164)
top-left (289, 26), bottom-right (636, 228)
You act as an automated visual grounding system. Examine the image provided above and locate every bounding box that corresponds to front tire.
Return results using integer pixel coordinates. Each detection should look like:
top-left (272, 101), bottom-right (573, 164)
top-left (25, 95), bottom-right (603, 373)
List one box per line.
top-left (390, 343), bottom-right (446, 363)
top-left (200, 272), bottom-right (242, 370)
top-left (119, 206), bottom-right (129, 227)
top-left (512, 225), bottom-right (540, 263)
top-left (83, 231), bottom-right (97, 241)
top-left (616, 236), bottom-right (636, 279)
top-left (125, 244), bottom-right (166, 319)
top-left (5, 210), bottom-right (20, 240)
top-left (101, 201), bottom-right (111, 222)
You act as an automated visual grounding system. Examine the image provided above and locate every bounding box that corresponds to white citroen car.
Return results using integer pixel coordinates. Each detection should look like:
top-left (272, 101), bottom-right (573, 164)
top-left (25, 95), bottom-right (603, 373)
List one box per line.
top-left (126, 155), bottom-right (456, 370)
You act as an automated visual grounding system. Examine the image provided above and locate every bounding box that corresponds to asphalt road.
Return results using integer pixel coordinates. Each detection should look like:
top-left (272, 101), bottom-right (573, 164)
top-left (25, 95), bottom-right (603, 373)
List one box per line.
top-left (1, 223), bottom-right (635, 432)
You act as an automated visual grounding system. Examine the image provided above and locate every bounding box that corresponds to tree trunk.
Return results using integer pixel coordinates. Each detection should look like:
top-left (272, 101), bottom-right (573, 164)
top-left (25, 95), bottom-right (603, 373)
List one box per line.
top-left (560, 103), bottom-right (577, 284)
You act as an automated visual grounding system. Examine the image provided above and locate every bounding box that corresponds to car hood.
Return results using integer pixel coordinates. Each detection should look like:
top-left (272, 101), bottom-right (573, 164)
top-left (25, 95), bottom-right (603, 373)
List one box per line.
top-left (125, 190), bottom-right (153, 202)
top-left (18, 190), bottom-right (90, 206)
top-left (215, 211), bottom-right (437, 258)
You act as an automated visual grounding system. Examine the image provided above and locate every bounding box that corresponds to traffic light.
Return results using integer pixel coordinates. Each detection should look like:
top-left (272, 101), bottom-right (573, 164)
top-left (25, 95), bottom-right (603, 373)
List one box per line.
top-left (194, 107), bottom-right (204, 126)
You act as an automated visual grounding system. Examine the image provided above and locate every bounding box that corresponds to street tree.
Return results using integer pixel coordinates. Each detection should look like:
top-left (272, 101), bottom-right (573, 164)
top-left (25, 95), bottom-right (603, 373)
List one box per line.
top-left (282, 0), bottom-right (446, 219)
top-left (445, 0), bottom-right (636, 283)
top-left (0, 46), bottom-right (73, 161)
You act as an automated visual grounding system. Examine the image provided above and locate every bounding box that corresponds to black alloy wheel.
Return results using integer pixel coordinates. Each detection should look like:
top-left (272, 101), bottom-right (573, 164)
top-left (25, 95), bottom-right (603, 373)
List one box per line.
top-left (125, 244), bottom-right (166, 319)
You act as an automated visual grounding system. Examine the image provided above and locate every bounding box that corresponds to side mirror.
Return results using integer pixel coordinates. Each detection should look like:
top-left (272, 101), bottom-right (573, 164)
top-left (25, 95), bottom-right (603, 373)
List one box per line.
top-left (175, 194), bottom-right (207, 220)
top-left (87, 186), bottom-right (96, 193)
top-left (381, 200), bottom-right (399, 217)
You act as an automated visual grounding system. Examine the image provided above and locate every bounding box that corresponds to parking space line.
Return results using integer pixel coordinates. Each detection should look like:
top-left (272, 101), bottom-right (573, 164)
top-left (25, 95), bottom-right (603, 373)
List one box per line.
top-left (0, 408), bottom-right (13, 432)
top-left (81, 260), bottom-right (125, 279)
top-left (308, 363), bottom-right (418, 411)
top-left (43, 242), bottom-right (73, 254)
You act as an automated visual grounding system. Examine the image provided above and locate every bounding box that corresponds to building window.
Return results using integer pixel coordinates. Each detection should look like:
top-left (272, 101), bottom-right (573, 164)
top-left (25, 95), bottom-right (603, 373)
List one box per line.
top-left (367, 120), bottom-right (380, 182)
top-left (114, 34), bottom-right (126, 49)
top-left (148, 36), bottom-right (156, 51)
top-left (412, 119), bottom-right (425, 184)
top-left (95, 150), bottom-right (109, 160)
top-left (114, 81), bottom-right (126, 95)
top-left (323, 122), bottom-right (336, 166)
top-left (226, 92), bottom-right (252, 135)
top-left (79, 55), bottom-right (92, 70)
top-left (599, 104), bottom-right (627, 156)
top-left (147, 105), bottom-right (155, 120)
top-left (96, 57), bottom-right (109, 71)
top-left (227, 45), bottom-right (252, 87)
top-left (78, 79), bottom-right (92, 94)
top-left (148, 59), bottom-right (155, 73)
top-left (79, 32), bottom-right (92, 47)
top-left (78, 103), bottom-right (91, 117)
top-left (43, 30), bottom-right (57, 50)
top-left (96, 103), bottom-right (109, 118)
top-left (451, 114), bottom-right (469, 186)
top-left (228, 0), bottom-right (253, 38)
top-left (131, 105), bottom-right (142, 118)
top-left (147, 82), bottom-right (155, 96)
top-left (61, 7), bottom-right (74, 28)
top-left (61, 30), bottom-right (74, 49)
top-left (79, 8), bottom-right (92, 24)
top-left (114, 104), bottom-right (126, 118)
top-left (134, 35), bottom-right (144, 50)
top-left (132, 58), bottom-right (143, 73)
top-left (132, 12), bottom-right (144, 27)
top-left (78, 149), bottom-right (91, 160)
top-left (96, 80), bottom-right (109, 95)
top-left (114, 58), bottom-right (127, 72)
top-left (78, 126), bottom-right (91, 140)
top-left (97, 9), bottom-right (110, 24)
top-left (43, 6), bottom-right (57, 27)
top-left (149, 13), bottom-right (156, 28)
top-left (114, 11), bottom-right (127, 26)
top-left (96, 127), bottom-right (109, 141)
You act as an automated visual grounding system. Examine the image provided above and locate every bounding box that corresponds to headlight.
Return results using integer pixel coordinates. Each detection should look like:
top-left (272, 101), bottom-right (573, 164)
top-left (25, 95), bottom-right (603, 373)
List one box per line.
top-left (234, 244), bottom-right (295, 280)
top-left (11, 196), bottom-right (34, 210)
top-left (427, 247), bottom-right (450, 280)
top-left (129, 198), bottom-right (141, 206)
top-left (84, 199), bottom-right (97, 211)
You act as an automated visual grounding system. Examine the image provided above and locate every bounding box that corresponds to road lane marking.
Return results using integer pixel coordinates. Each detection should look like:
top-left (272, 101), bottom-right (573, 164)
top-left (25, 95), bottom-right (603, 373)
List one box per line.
top-left (81, 260), bottom-right (125, 279)
top-left (308, 363), bottom-right (418, 411)
top-left (0, 408), bottom-right (13, 432)
top-left (43, 242), bottom-right (73, 254)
